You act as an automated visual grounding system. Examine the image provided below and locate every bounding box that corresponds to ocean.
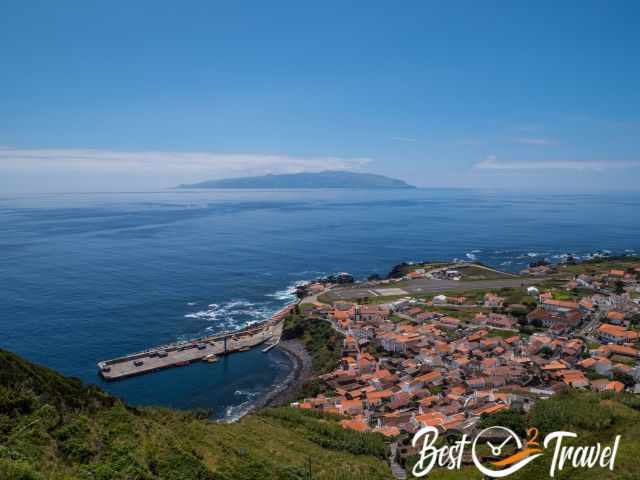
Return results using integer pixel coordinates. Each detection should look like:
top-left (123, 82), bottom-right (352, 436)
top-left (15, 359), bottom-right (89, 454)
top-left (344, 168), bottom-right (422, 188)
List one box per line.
top-left (1, 189), bottom-right (639, 419)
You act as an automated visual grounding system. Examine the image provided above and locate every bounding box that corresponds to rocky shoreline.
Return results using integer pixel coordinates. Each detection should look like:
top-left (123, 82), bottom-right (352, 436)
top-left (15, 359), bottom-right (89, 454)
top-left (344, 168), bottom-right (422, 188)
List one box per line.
top-left (224, 339), bottom-right (312, 422)
top-left (266, 339), bottom-right (313, 406)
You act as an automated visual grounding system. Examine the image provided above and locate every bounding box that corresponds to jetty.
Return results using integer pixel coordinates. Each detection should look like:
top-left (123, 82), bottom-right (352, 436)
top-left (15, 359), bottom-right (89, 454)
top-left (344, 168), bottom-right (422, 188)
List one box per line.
top-left (97, 305), bottom-right (293, 381)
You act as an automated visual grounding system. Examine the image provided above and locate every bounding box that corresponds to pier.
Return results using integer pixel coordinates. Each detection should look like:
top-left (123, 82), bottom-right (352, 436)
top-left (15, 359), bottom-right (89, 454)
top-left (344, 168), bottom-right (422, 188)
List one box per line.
top-left (97, 305), bottom-right (293, 380)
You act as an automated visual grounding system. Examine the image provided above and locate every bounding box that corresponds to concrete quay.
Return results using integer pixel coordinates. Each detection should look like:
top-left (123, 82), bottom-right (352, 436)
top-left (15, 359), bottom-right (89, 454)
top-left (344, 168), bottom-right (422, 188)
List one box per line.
top-left (97, 305), bottom-right (290, 380)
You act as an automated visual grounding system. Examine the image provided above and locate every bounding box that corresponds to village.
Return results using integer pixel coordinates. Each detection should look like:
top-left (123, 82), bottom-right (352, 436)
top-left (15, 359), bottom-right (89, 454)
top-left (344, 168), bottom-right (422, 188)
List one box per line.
top-left (290, 258), bottom-right (640, 463)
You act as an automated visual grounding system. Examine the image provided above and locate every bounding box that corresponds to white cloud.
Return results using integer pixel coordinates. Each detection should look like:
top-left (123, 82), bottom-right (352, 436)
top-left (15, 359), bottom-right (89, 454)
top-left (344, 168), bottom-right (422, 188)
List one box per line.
top-left (0, 147), bottom-right (372, 177)
top-left (513, 137), bottom-right (557, 145)
top-left (474, 157), bottom-right (640, 171)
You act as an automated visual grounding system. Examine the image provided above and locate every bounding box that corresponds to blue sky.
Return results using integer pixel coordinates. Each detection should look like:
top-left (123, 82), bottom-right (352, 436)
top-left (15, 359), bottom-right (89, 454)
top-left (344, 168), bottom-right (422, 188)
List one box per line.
top-left (1, 1), bottom-right (639, 192)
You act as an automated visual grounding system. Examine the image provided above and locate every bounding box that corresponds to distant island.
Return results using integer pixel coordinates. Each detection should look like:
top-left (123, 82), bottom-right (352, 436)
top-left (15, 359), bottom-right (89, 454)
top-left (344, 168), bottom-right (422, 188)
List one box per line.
top-left (177, 170), bottom-right (416, 189)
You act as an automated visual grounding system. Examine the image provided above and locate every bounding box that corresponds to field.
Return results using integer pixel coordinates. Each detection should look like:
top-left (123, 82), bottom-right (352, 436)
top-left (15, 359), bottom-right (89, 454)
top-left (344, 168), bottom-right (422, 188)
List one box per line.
top-left (553, 256), bottom-right (640, 278)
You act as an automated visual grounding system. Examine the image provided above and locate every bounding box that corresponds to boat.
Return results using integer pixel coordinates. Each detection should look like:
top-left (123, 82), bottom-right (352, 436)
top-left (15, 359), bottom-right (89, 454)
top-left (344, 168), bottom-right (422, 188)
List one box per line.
top-left (204, 354), bottom-right (219, 363)
top-left (262, 342), bottom-right (278, 353)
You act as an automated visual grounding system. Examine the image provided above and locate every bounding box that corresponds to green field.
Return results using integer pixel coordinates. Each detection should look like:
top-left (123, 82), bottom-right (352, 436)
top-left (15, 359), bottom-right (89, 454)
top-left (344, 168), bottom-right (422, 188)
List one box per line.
top-left (554, 256), bottom-right (639, 277)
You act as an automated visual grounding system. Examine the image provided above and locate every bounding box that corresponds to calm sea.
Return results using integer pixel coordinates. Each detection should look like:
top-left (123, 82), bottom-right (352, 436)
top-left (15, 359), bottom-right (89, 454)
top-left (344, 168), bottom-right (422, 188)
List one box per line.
top-left (1, 189), bottom-right (638, 419)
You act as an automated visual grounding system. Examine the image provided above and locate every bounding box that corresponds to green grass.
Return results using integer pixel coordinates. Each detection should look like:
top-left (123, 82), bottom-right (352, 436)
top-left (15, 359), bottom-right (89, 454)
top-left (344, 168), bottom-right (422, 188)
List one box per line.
top-left (0, 348), bottom-right (391, 480)
top-left (282, 313), bottom-right (343, 374)
top-left (429, 306), bottom-right (487, 322)
top-left (487, 329), bottom-right (518, 338)
top-left (554, 256), bottom-right (640, 277)
top-left (610, 355), bottom-right (636, 366)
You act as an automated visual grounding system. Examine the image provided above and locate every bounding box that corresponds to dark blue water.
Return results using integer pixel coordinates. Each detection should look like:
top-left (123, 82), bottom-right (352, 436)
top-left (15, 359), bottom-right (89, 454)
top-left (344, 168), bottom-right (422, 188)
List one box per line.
top-left (1, 189), bottom-right (639, 418)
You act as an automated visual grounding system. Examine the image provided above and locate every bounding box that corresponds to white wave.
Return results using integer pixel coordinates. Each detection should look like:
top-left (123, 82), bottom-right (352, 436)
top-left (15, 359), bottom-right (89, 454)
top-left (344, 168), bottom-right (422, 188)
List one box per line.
top-left (184, 296), bottom-right (283, 336)
top-left (223, 400), bottom-right (254, 423)
top-left (465, 253), bottom-right (477, 260)
top-left (234, 389), bottom-right (260, 398)
top-left (265, 279), bottom-right (309, 302)
top-left (225, 300), bottom-right (254, 308)
top-left (187, 302), bottom-right (197, 306)
top-left (266, 287), bottom-right (297, 301)
top-left (471, 249), bottom-right (482, 253)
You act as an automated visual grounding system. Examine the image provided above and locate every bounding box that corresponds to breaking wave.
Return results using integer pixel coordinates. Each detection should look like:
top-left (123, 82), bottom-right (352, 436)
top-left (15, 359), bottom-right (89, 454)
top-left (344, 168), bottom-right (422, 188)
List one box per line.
top-left (183, 279), bottom-right (308, 335)
top-left (265, 280), bottom-right (308, 302)
top-left (184, 299), bottom-right (275, 333)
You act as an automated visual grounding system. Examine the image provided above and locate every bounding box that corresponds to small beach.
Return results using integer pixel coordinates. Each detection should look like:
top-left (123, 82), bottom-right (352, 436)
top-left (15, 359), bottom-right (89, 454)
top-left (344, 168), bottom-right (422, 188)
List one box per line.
top-left (233, 339), bottom-right (312, 420)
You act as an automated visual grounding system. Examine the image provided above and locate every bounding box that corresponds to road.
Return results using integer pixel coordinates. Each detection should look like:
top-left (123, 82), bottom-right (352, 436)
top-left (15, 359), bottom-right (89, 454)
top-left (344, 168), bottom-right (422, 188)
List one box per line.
top-left (325, 277), bottom-right (544, 302)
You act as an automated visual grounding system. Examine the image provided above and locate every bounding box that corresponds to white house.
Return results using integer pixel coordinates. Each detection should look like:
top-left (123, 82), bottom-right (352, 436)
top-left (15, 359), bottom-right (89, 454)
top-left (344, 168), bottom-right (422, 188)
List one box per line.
top-left (432, 294), bottom-right (448, 305)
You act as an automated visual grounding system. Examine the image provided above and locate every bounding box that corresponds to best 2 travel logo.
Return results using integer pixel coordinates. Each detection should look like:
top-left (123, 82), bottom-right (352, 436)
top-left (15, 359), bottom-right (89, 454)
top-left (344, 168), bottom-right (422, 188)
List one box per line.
top-left (411, 425), bottom-right (621, 478)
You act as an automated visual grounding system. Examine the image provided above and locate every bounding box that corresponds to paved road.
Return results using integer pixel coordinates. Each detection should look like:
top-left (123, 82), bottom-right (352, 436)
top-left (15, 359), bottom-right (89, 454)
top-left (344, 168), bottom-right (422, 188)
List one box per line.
top-left (325, 277), bottom-right (544, 301)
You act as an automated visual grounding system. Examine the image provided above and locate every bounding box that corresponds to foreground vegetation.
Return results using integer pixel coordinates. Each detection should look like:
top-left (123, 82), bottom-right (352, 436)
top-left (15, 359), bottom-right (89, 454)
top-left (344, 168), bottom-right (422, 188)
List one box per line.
top-left (0, 348), bottom-right (390, 480)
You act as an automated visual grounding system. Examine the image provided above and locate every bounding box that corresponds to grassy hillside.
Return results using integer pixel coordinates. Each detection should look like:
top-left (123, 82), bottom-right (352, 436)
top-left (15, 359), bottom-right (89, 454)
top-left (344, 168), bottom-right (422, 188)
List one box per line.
top-left (0, 349), bottom-right (390, 480)
top-left (282, 312), bottom-right (343, 375)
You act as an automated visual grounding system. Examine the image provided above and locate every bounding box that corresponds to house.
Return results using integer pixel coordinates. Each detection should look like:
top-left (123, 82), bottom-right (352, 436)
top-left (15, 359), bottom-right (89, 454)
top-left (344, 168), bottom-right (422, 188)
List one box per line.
top-left (597, 324), bottom-right (640, 344)
top-left (448, 296), bottom-right (467, 305)
top-left (405, 306), bottom-right (423, 318)
top-left (606, 310), bottom-right (626, 325)
top-left (415, 311), bottom-right (440, 323)
top-left (339, 398), bottom-right (364, 415)
top-left (432, 295), bottom-right (448, 305)
top-left (380, 332), bottom-right (420, 353)
top-left (542, 299), bottom-right (579, 313)
top-left (340, 417), bottom-right (370, 432)
top-left (486, 313), bottom-right (516, 329)
top-left (603, 344), bottom-right (640, 359)
top-left (578, 297), bottom-right (595, 313)
top-left (358, 304), bottom-right (390, 323)
top-left (527, 307), bottom-right (582, 330)
top-left (389, 298), bottom-right (412, 312)
top-left (559, 370), bottom-right (589, 388)
top-left (484, 293), bottom-right (504, 308)
top-left (606, 381), bottom-right (625, 393)
top-left (594, 358), bottom-right (613, 377)
top-left (439, 316), bottom-right (461, 329)
top-left (590, 379), bottom-right (611, 393)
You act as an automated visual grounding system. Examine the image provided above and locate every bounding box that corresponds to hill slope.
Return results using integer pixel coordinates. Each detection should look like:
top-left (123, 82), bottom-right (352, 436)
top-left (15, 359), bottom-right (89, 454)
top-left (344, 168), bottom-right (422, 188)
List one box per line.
top-left (0, 349), bottom-right (390, 480)
top-left (177, 171), bottom-right (415, 189)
